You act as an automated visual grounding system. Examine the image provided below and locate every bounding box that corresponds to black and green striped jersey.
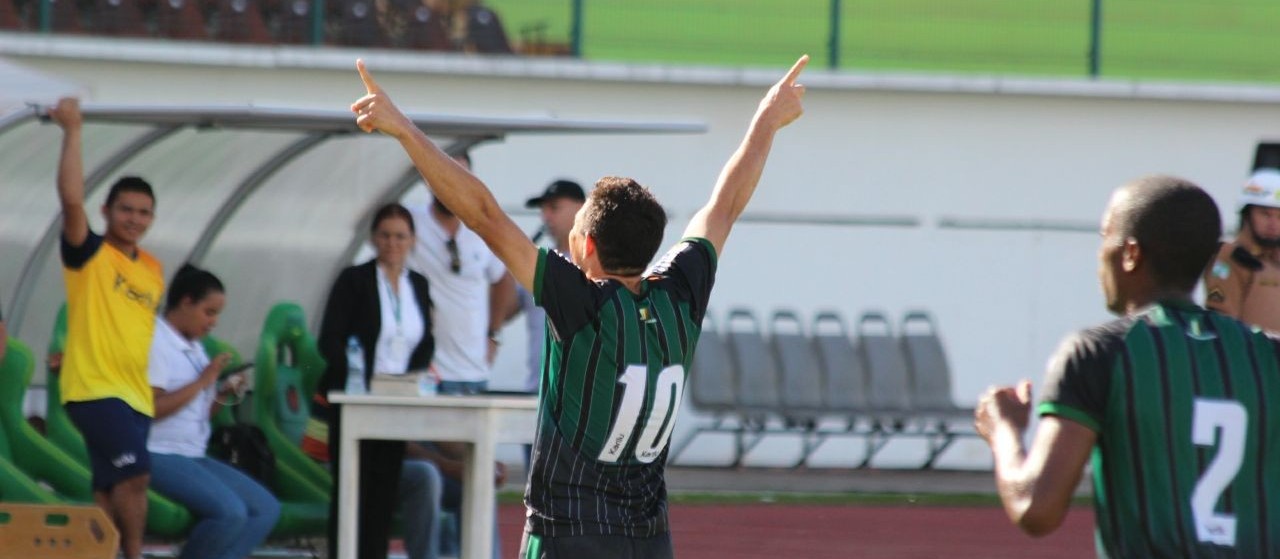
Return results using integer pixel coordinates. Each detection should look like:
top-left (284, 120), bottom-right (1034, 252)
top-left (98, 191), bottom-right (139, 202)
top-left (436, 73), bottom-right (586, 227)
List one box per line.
top-left (1038, 300), bottom-right (1280, 558)
top-left (524, 238), bottom-right (716, 538)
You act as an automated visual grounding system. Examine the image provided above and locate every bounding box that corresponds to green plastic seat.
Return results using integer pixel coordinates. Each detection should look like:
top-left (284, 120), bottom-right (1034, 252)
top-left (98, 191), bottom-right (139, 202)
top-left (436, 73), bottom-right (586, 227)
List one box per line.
top-left (251, 302), bottom-right (331, 535)
top-left (202, 332), bottom-right (330, 536)
top-left (15, 324), bottom-right (195, 537)
top-left (0, 338), bottom-right (97, 504)
top-left (0, 341), bottom-right (62, 505)
top-left (42, 305), bottom-right (89, 466)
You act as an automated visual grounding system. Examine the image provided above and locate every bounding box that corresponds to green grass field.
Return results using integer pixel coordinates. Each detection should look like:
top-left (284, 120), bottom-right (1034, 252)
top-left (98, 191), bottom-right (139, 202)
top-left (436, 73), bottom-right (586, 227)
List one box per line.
top-left (486, 0), bottom-right (1280, 83)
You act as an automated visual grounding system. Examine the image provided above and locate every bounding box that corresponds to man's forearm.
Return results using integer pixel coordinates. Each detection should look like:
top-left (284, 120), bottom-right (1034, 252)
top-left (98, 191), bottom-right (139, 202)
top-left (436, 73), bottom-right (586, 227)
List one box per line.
top-left (713, 120), bottom-right (779, 222)
top-left (57, 127), bottom-right (85, 207)
top-left (990, 422), bottom-right (1034, 525)
top-left (397, 127), bottom-right (504, 238)
top-left (489, 274), bottom-right (517, 333)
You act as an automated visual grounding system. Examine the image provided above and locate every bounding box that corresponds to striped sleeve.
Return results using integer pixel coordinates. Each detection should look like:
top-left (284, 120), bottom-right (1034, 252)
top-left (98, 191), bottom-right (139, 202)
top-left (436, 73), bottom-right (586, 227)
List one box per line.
top-left (535, 248), bottom-right (604, 341)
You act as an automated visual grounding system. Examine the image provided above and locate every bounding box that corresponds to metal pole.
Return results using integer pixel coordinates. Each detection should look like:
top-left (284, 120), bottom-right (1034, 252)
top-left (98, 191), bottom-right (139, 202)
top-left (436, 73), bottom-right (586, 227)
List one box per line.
top-left (828, 0), bottom-right (841, 70)
top-left (570, 0), bottom-right (584, 57)
top-left (1088, 0), bottom-right (1102, 77)
top-left (40, 0), bottom-right (51, 33)
top-left (311, 0), bottom-right (325, 46)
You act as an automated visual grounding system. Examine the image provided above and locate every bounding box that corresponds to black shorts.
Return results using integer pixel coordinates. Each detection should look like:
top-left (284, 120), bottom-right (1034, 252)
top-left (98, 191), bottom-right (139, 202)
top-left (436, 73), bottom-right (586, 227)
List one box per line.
top-left (65, 397), bottom-right (151, 491)
top-left (520, 531), bottom-right (673, 559)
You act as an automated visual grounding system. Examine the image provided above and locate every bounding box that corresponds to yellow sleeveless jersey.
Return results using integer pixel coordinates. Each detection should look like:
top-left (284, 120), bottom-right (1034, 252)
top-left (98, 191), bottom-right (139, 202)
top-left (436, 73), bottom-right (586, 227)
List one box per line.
top-left (61, 233), bottom-right (164, 416)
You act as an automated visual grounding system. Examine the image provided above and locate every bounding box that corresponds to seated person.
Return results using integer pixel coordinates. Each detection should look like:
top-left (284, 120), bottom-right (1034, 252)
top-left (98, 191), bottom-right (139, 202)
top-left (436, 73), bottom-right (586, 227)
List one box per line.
top-left (147, 265), bottom-right (280, 559)
top-left (401, 441), bottom-right (504, 559)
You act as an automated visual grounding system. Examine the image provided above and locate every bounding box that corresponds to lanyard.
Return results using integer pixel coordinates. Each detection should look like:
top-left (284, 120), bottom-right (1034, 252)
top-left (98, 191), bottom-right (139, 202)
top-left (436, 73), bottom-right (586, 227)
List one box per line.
top-left (382, 274), bottom-right (402, 327)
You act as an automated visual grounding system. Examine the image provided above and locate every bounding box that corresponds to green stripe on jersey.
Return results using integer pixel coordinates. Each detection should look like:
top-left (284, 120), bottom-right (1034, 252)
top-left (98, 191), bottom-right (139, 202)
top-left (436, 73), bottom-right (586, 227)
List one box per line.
top-left (1038, 402), bottom-right (1101, 432)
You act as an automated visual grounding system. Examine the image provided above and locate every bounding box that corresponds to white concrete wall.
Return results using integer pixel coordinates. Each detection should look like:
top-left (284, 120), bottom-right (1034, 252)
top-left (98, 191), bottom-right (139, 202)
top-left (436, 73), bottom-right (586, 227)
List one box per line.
top-left (7, 35), bottom-right (1280, 467)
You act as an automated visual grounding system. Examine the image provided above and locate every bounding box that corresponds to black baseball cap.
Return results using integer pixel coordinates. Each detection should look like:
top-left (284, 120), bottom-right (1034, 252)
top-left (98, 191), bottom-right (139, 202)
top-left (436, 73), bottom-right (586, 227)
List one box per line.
top-left (525, 179), bottom-right (586, 208)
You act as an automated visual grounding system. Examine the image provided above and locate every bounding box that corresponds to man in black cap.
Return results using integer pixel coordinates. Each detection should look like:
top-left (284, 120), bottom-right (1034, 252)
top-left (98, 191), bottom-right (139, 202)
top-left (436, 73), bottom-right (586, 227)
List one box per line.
top-left (526, 179), bottom-right (586, 253)
top-left (516, 179), bottom-right (586, 393)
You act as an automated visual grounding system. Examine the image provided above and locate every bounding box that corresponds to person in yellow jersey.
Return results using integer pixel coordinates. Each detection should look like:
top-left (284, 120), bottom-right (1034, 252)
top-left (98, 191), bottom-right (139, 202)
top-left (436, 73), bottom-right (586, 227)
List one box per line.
top-left (1203, 168), bottom-right (1280, 332)
top-left (49, 97), bottom-right (164, 559)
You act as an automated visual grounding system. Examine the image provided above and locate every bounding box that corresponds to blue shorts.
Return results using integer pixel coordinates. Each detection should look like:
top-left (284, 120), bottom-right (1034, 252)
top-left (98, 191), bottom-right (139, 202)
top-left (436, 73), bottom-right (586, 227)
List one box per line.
top-left (65, 398), bottom-right (152, 491)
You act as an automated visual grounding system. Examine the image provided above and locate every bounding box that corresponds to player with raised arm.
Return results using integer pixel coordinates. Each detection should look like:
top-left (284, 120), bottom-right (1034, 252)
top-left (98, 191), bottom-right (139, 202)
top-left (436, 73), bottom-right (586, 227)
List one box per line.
top-left (350, 54), bottom-right (807, 558)
top-left (48, 98), bottom-right (166, 559)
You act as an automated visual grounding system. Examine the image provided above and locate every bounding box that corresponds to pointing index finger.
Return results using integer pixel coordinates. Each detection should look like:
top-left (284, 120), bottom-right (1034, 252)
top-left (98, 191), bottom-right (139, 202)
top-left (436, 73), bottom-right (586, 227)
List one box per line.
top-left (781, 54), bottom-right (809, 85)
top-left (356, 58), bottom-right (382, 94)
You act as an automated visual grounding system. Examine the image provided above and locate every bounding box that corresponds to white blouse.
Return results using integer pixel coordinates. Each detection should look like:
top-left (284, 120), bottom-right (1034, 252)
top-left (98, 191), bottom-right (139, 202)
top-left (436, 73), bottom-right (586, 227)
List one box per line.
top-left (374, 265), bottom-right (426, 375)
top-left (146, 318), bottom-right (214, 457)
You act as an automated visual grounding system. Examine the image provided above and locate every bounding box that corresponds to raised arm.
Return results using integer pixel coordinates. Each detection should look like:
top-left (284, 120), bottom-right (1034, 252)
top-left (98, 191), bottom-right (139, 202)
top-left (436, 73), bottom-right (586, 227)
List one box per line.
top-left (350, 60), bottom-right (539, 292)
top-left (47, 98), bottom-right (90, 247)
top-left (684, 55), bottom-right (808, 257)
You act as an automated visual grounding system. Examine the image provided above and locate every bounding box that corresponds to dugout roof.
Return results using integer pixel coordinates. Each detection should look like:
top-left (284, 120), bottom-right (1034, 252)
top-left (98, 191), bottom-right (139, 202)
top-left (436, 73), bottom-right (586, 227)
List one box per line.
top-left (0, 104), bottom-right (703, 372)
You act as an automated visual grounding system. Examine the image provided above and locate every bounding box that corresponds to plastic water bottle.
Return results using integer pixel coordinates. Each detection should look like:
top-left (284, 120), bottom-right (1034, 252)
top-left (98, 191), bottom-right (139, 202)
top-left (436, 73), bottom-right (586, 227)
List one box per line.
top-left (344, 336), bottom-right (367, 395)
top-left (417, 372), bottom-right (437, 397)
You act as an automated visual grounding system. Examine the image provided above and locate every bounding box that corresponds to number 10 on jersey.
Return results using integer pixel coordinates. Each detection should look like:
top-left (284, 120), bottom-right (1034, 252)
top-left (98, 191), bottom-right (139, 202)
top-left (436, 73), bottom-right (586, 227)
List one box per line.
top-left (598, 364), bottom-right (687, 464)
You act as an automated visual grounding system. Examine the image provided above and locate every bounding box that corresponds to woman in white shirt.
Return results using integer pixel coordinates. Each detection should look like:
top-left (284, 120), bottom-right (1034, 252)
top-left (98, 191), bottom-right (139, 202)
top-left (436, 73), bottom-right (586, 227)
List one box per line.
top-left (147, 265), bottom-right (280, 559)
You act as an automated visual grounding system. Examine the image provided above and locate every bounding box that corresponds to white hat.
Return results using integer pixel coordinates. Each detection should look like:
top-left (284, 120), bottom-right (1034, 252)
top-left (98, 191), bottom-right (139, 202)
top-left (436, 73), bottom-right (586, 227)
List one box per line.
top-left (1239, 168), bottom-right (1280, 212)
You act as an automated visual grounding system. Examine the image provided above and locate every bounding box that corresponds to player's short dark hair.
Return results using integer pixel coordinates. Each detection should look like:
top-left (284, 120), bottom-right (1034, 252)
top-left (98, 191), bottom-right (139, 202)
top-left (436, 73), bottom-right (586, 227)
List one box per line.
top-left (166, 264), bottom-right (224, 309)
top-left (105, 176), bottom-right (155, 209)
top-left (1112, 175), bottom-right (1221, 291)
top-left (581, 176), bottom-right (667, 275)
top-left (371, 203), bottom-right (415, 234)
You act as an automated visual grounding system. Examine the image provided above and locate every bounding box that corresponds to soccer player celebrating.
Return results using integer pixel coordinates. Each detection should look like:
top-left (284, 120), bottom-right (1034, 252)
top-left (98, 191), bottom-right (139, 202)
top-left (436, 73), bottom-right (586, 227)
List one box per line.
top-left (977, 175), bottom-right (1280, 557)
top-left (351, 55), bottom-right (808, 558)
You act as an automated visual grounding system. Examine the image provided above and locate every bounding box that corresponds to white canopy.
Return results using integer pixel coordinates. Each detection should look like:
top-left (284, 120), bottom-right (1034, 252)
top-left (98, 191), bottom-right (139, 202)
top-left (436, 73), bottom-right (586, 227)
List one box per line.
top-left (0, 102), bottom-right (702, 371)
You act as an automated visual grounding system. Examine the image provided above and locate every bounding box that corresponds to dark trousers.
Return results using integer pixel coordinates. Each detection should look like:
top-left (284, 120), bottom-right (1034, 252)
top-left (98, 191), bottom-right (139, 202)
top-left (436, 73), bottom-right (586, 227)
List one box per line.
top-left (327, 404), bottom-right (406, 559)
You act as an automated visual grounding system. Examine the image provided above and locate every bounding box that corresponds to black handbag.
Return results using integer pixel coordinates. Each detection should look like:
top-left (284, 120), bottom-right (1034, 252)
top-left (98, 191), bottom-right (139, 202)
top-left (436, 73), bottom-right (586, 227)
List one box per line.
top-left (207, 423), bottom-right (277, 485)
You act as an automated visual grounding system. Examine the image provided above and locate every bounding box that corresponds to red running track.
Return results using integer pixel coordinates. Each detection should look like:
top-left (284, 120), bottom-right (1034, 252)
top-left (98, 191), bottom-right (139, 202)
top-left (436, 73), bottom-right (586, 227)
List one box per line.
top-left (497, 503), bottom-right (1096, 558)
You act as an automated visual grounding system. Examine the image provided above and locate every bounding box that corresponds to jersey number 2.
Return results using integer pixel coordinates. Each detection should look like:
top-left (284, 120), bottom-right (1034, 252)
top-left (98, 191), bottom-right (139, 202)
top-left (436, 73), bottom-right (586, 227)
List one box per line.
top-left (597, 365), bottom-right (686, 464)
top-left (1191, 398), bottom-right (1247, 547)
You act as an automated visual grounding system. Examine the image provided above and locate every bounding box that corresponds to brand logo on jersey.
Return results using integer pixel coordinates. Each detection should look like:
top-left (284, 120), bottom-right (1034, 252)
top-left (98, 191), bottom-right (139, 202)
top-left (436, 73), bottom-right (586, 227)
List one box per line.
top-left (114, 273), bottom-right (158, 308)
top-left (111, 452), bottom-right (138, 469)
top-left (638, 306), bottom-right (656, 324)
top-left (1186, 319), bottom-right (1218, 341)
